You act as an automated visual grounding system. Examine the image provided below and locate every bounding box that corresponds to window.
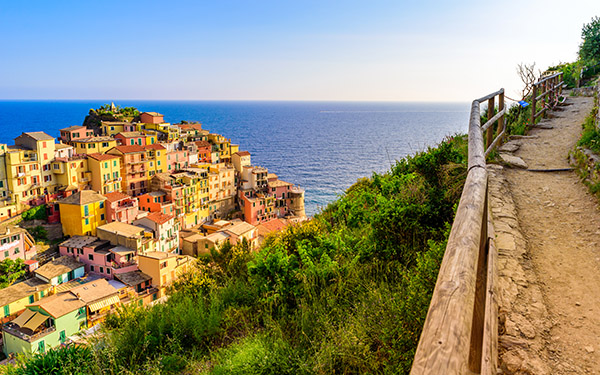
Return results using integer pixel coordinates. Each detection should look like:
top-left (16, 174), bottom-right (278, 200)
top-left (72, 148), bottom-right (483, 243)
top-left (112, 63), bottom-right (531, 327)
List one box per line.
top-left (102, 142), bottom-right (109, 148)
top-left (38, 341), bottom-right (45, 353)
top-left (107, 268), bottom-right (111, 274)
top-left (104, 162), bottom-right (108, 168)
top-left (59, 330), bottom-right (66, 343)
top-left (99, 201), bottom-right (104, 209)
top-left (57, 274), bottom-right (63, 283)
top-left (4, 251), bottom-right (8, 258)
top-left (3, 305), bottom-right (9, 317)
top-left (85, 218), bottom-right (89, 225)
top-left (14, 247), bottom-right (19, 254)
top-left (130, 139), bottom-right (134, 145)
top-left (29, 295), bottom-right (34, 303)
top-left (88, 254), bottom-right (93, 261)
top-left (90, 265), bottom-right (95, 272)
top-left (84, 205), bottom-right (89, 216)
top-left (113, 160), bottom-right (117, 167)
top-left (100, 267), bottom-right (104, 273)
top-left (100, 214), bottom-right (105, 221)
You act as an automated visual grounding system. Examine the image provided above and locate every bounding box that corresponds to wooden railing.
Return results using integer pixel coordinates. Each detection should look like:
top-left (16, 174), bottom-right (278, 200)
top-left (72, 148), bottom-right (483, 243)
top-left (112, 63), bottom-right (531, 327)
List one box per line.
top-left (531, 72), bottom-right (564, 124)
top-left (411, 89), bottom-right (505, 375)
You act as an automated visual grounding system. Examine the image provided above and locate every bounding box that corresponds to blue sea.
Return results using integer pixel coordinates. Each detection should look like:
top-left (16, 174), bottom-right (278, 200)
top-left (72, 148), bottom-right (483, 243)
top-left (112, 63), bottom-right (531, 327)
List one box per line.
top-left (0, 101), bottom-right (469, 216)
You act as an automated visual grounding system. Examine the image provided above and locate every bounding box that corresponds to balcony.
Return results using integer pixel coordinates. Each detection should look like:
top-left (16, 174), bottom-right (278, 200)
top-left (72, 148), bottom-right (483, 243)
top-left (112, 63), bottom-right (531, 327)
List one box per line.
top-left (2, 322), bottom-right (56, 343)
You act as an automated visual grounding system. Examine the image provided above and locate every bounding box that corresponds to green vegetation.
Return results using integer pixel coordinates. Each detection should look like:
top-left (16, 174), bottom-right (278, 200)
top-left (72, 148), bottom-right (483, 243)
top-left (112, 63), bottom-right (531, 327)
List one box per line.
top-left (0, 258), bottom-right (26, 288)
top-left (3, 345), bottom-right (96, 375)
top-left (28, 225), bottom-right (48, 242)
top-left (21, 205), bottom-right (47, 222)
top-left (580, 16), bottom-right (600, 65)
top-left (1, 136), bottom-right (468, 374)
top-left (92, 104), bottom-right (140, 120)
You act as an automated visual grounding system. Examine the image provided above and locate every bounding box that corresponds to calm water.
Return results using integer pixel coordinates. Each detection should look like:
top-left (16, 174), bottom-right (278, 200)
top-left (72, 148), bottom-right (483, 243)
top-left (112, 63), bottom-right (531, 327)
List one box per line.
top-left (0, 101), bottom-right (470, 216)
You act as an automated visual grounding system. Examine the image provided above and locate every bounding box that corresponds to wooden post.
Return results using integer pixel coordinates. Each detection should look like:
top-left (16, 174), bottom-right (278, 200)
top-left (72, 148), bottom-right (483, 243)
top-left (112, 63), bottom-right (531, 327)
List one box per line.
top-left (531, 83), bottom-right (537, 126)
top-left (487, 97), bottom-right (494, 149)
top-left (497, 92), bottom-right (504, 146)
top-left (541, 80), bottom-right (546, 118)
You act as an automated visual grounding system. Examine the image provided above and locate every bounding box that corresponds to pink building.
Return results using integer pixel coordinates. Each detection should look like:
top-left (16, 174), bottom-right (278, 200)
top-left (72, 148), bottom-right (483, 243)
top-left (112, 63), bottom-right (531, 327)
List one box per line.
top-left (166, 149), bottom-right (188, 172)
top-left (114, 132), bottom-right (146, 147)
top-left (104, 191), bottom-right (140, 224)
top-left (59, 236), bottom-right (138, 279)
top-left (140, 112), bottom-right (164, 124)
top-left (59, 125), bottom-right (94, 143)
top-left (0, 226), bottom-right (36, 262)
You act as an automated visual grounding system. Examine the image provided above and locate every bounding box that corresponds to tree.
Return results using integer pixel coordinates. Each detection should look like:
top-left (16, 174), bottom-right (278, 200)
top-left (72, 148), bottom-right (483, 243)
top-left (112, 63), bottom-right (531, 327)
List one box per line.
top-left (579, 16), bottom-right (600, 64)
top-left (0, 258), bottom-right (26, 288)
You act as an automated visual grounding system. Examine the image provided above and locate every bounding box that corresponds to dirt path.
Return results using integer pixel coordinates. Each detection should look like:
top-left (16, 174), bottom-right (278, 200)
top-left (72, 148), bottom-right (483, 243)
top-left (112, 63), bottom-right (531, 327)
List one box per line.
top-left (499, 95), bottom-right (600, 374)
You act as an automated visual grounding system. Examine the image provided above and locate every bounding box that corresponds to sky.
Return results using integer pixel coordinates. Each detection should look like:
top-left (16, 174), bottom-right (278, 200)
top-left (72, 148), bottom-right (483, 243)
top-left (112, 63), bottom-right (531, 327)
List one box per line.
top-left (0, 0), bottom-right (598, 102)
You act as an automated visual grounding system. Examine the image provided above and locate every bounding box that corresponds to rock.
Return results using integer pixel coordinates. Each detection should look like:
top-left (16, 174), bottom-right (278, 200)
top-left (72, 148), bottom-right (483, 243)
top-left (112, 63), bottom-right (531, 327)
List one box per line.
top-left (536, 124), bottom-right (554, 129)
top-left (499, 141), bottom-right (521, 153)
top-left (576, 302), bottom-right (581, 306)
top-left (499, 153), bottom-right (529, 169)
top-left (501, 350), bottom-right (524, 374)
top-left (585, 346), bottom-right (595, 353)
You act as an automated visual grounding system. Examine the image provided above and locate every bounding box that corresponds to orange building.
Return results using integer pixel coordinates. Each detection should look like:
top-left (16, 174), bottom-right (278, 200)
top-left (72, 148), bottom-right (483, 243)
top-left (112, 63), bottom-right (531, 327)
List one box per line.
top-left (107, 145), bottom-right (148, 197)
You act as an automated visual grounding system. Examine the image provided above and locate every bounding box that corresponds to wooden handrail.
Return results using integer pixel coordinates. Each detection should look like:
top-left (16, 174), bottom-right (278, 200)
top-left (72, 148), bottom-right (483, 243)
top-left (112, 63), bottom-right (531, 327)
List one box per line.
top-left (531, 72), bottom-right (563, 124)
top-left (411, 89), bottom-right (505, 375)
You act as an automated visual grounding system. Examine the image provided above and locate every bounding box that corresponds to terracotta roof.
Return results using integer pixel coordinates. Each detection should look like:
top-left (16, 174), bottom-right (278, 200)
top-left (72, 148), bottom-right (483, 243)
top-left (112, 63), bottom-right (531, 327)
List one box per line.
top-left (34, 256), bottom-right (85, 280)
top-left (256, 218), bottom-right (288, 236)
top-left (59, 190), bottom-right (106, 206)
top-left (141, 112), bottom-right (163, 117)
top-left (28, 290), bottom-right (85, 318)
top-left (143, 212), bottom-right (173, 225)
top-left (110, 145), bottom-right (146, 154)
top-left (234, 151), bottom-right (251, 157)
top-left (177, 123), bottom-right (203, 131)
top-left (60, 125), bottom-right (85, 132)
top-left (87, 153), bottom-right (120, 161)
top-left (103, 191), bottom-right (131, 203)
top-left (55, 143), bottom-right (72, 150)
top-left (145, 144), bottom-right (166, 150)
top-left (194, 141), bottom-right (211, 148)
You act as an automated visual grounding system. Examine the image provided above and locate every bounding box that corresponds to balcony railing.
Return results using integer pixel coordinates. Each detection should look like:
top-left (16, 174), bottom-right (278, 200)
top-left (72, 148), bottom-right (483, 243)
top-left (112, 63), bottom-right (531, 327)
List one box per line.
top-left (2, 323), bottom-right (56, 343)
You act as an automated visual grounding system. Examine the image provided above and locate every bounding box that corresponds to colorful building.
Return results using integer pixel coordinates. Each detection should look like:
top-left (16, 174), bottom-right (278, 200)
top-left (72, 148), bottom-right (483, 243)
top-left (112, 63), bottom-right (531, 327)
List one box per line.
top-left (103, 191), bottom-right (139, 224)
top-left (97, 221), bottom-right (154, 254)
top-left (70, 136), bottom-right (117, 155)
top-left (107, 145), bottom-right (148, 197)
top-left (58, 190), bottom-right (107, 236)
top-left (133, 212), bottom-right (179, 253)
top-left (137, 251), bottom-right (194, 298)
top-left (137, 191), bottom-right (175, 216)
top-left (0, 226), bottom-right (36, 262)
top-left (59, 126), bottom-right (94, 143)
top-left (114, 132), bottom-right (146, 147)
top-left (33, 256), bottom-right (85, 286)
top-left (0, 278), bottom-right (52, 325)
top-left (101, 121), bottom-right (136, 137)
top-left (50, 155), bottom-right (90, 192)
top-left (87, 153), bottom-right (122, 194)
top-left (145, 144), bottom-right (167, 178)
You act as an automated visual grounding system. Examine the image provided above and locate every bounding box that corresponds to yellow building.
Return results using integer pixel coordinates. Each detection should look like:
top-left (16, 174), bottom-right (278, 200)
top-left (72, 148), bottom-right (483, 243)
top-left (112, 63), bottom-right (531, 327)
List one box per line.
top-left (101, 122), bottom-right (135, 137)
top-left (207, 133), bottom-right (231, 163)
top-left (142, 131), bottom-right (158, 146)
top-left (71, 136), bottom-right (117, 155)
top-left (5, 147), bottom-right (43, 207)
top-left (208, 163), bottom-right (236, 219)
top-left (51, 155), bottom-right (90, 192)
top-left (0, 278), bottom-right (53, 324)
top-left (87, 154), bottom-right (122, 194)
top-left (137, 252), bottom-right (194, 298)
top-left (58, 190), bottom-right (107, 236)
top-left (171, 169), bottom-right (209, 228)
top-left (97, 221), bottom-right (155, 254)
top-left (145, 144), bottom-right (167, 179)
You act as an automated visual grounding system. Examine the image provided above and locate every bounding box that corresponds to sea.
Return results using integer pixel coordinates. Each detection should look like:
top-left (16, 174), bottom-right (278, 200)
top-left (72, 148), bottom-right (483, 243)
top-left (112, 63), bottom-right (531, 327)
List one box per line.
top-left (0, 101), bottom-right (470, 216)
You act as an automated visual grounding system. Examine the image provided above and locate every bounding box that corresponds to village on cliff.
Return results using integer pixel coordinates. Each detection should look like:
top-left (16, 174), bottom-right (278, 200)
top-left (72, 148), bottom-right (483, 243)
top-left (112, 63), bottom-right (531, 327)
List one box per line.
top-left (0, 105), bottom-right (305, 358)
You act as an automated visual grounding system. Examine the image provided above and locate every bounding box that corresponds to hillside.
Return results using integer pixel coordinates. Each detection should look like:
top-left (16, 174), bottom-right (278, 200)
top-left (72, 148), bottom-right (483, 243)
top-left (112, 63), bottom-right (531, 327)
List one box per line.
top-left (2, 135), bottom-right (468, 375)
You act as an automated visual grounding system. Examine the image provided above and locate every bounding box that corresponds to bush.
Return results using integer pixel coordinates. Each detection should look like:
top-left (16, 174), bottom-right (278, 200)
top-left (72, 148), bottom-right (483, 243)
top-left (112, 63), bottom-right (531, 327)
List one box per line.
top-left (21, 205), bottom-right (47, 221)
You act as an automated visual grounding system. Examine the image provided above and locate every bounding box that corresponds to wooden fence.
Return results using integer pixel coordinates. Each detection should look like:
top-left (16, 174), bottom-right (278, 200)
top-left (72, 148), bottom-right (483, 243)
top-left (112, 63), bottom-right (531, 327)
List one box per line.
top-left (531, 72), bottom-right (564, 124)
top-left (410, 89), bottom-right (505, 375)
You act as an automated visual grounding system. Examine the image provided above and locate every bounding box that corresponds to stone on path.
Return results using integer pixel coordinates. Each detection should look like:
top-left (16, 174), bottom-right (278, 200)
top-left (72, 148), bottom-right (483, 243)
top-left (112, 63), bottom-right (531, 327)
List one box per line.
top-left (500, 153), bottom-right (528, 169)
top-left (499, 141), bottom-right (521, 153)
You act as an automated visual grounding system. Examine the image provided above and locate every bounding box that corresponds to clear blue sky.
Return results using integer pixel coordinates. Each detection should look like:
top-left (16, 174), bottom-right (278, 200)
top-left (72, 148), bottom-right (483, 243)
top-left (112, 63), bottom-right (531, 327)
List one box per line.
top-left (0, 0), bottom-right (597, 101)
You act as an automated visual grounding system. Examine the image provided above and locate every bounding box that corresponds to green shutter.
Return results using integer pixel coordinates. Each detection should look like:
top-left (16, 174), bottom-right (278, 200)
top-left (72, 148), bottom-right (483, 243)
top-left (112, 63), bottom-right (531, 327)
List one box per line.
top-left (60, 330), bottom-right (66, 343)
top-left (38, 341), bottom-right (45, 353)
top-left (3, 305), bottom-right (9, 317)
